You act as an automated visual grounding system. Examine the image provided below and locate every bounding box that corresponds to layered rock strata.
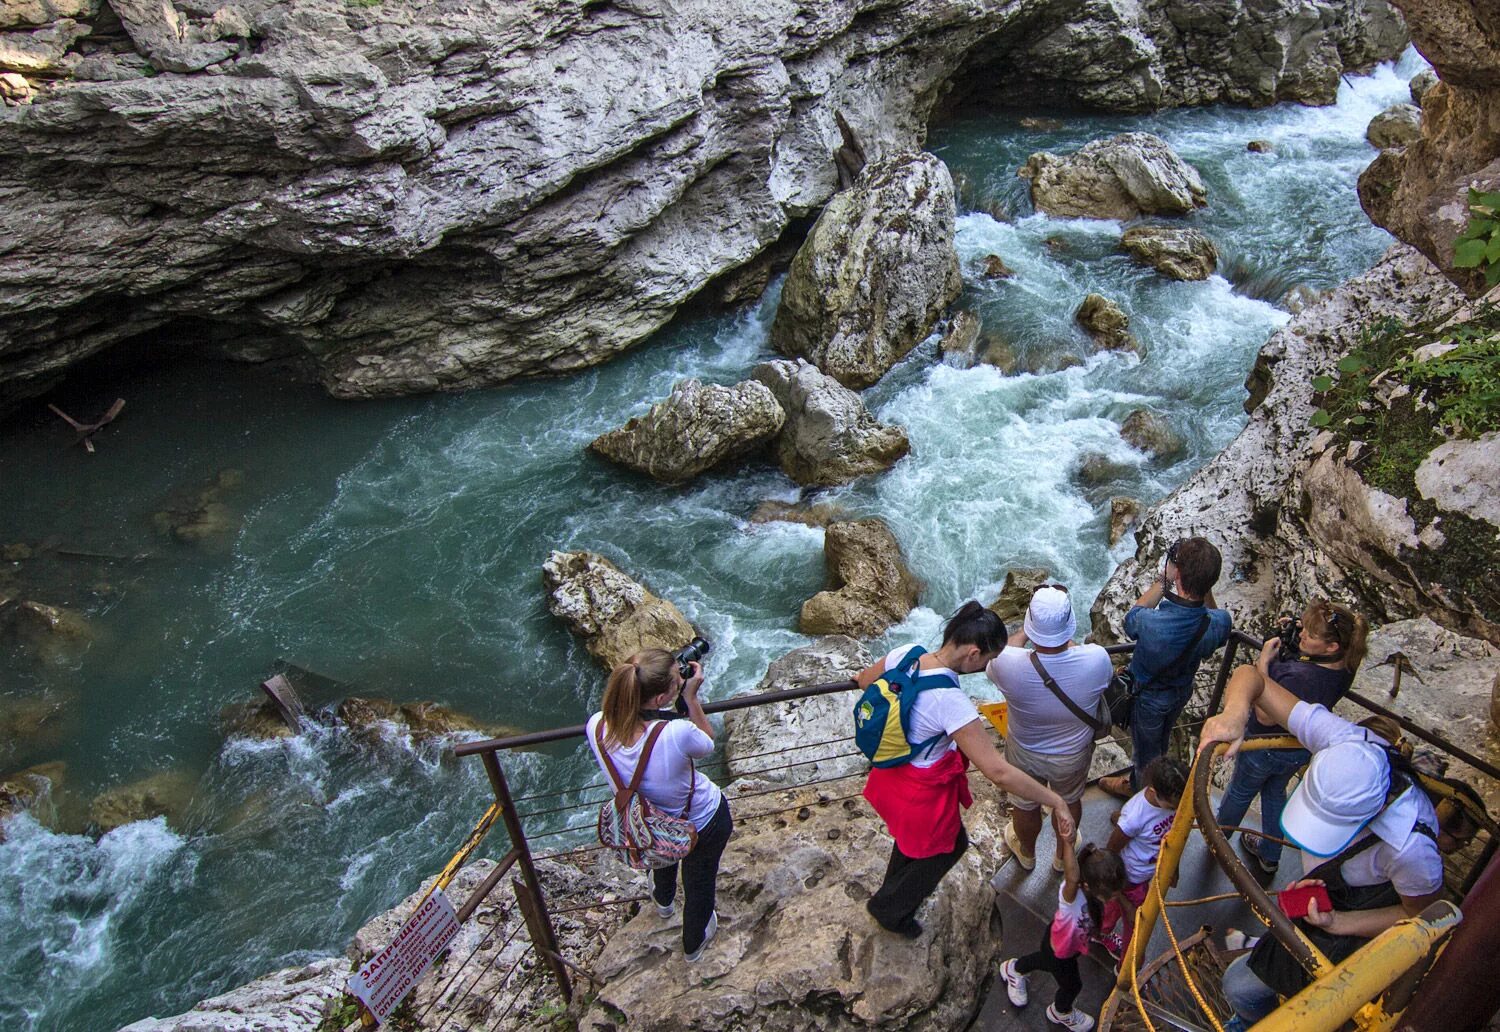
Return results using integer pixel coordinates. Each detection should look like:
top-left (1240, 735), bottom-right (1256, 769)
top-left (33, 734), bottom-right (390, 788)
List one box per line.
top-left (0, 0), bottom-right (1405, 409)
top-left (771, 151), bottom-right (962, 389)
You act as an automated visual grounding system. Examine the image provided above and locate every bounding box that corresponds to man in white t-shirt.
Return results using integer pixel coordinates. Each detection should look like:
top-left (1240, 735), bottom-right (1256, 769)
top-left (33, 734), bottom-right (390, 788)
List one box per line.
top-left (1199, 644), bottom-right (1444, 1025)
top-left (986, 585), bottom-right (1112, 872)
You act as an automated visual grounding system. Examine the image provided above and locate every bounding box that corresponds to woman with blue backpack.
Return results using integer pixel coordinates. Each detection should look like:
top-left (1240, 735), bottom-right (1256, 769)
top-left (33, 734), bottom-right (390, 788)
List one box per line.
top-left (587, 649), bottom-right (731, 962)
top-left (858, 602), bottom-right (1077, 939)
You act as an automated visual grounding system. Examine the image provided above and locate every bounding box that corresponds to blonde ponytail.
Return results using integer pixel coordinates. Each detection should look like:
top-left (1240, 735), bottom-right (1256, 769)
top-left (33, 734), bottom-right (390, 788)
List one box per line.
top-left (601, 649), bottom-right (675, 748)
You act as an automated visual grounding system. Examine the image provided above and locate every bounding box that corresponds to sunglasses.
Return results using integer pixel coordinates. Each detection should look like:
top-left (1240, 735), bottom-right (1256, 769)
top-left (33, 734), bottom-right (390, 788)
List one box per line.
top-left (1032, 583), bottom-right (1069, 594)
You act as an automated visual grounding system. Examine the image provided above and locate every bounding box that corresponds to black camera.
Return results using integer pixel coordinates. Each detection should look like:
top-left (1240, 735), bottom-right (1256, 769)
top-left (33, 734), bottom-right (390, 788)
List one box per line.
top-left (673, 636), bottom-right (712, 680)
top-left (1273, 614), bottom-right (1303, 663)
top-left (1166, 540), bottom-right (1181, 564)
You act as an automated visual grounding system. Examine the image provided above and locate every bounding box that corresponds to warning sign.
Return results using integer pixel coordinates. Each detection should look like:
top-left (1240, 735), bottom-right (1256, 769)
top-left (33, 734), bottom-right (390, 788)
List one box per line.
top-left (347, 888), bottom-right (462, 1024)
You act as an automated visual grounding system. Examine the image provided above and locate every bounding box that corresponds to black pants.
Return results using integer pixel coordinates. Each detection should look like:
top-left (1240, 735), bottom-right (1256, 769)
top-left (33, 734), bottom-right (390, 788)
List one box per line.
top-left (652, 797), bottom-right (733, 954)
top-left (866, 825), bottom-right (970, 930)
top-left (1016, 927), bottom-right (1082, 1012)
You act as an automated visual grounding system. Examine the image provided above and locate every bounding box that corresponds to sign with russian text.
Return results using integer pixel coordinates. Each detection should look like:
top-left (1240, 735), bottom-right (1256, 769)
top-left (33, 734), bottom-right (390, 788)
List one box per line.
top-left (346, 888), bottom-right (461, 1024)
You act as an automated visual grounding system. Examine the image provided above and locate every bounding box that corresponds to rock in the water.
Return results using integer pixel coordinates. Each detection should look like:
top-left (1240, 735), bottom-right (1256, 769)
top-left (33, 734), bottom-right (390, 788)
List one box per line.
top-left (589, 379), bottom-right (784, 485)
top-left (939, 310), bottom-right (983, 367)
top-left (152, 469), bottom-right (245, 545)
top-left (89, 769), bottom-right (198, 833)
top-left (220, 700), bottom-right (297, 741)
top-left (1409, 68), bottom-right (1439, 106)
top-left (988, 567), bottom-right (1050, 628)
top-left (751, 359), bottom-right (909, 486)
top-left (542, 550), bottom-right (696, 670)
top-left (1076, 452), bottom-right (1134, 488)
top-left (1076, 293), bottom-right (1139, 352)
top-left (1247, 139), bottom-right (1274, 153)
top-left (982, 254), bottom-right (1015, 279)
top-left (1119, 225), bottom-right (1218, 280)
top-left (747, 500), bottom-right (851, 528)
top-left (1366, 103), bottom-right (1422, 149)
top-left (771, 152), bottom-right (962, 389)
top-left (579, 778), bottom-right (1011, 1031)
top-left (1019, 133), bottom-right (1207, 220)
top-left (800, 520), bottom-right (921, 638)
top-left (1110, 496), bottom-right (1143, 546)
top-left (1281, 284), bottom-right (1323, 314)
top-left (334, 697), bottom-right (520, 745)
top-left (1120, 409), bottom-right (1185, 460)
top-left (0, 596), bottom-right (92, 665)
top-left (721, 636), bottom-right (872, 785)
top-left (0, 761), bottom-right (65, 832)
top-left (117, 958), bottom-right (349, 1032)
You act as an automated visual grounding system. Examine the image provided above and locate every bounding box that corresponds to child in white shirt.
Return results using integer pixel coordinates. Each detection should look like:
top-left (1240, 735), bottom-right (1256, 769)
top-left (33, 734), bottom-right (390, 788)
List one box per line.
top-left (1107, 755), bottom-right (1187, 952)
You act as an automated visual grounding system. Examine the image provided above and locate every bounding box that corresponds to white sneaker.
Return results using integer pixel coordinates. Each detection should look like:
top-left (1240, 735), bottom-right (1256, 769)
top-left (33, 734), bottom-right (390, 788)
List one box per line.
top-left (1000, 958), bottom-right (1029, 1006)
top-left (684, 910), bottom-right (717, 963)
top-left (1223, 928), bottom-right (1259, 952)
top-left (654, 898), bottom-right (675, 919)
top-left (1046, 1003), bottom-right (1095, 1031)
top-left (1002, 823), bottom-right (1036, 871)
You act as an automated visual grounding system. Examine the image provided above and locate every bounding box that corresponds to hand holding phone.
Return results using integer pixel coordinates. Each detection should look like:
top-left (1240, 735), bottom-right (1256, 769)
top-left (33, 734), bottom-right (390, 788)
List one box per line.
top-left (1277, 882), bottom-right (1332, 920)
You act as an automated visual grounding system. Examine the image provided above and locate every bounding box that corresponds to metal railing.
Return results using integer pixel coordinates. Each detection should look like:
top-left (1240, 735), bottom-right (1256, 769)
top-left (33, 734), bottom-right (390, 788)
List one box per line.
top-left (345, 628), bottom-right (1500, 1028)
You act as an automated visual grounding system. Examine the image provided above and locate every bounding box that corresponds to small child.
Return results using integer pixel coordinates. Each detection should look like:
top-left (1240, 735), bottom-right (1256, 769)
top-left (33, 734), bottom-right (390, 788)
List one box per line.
top-left (999, 840), bottom-right (1127, 1032)
top-left (1108, 755), bottom-right (1187, 910)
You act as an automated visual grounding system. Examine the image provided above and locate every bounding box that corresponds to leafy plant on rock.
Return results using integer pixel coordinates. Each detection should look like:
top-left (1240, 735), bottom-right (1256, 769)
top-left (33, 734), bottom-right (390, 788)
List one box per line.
top-left (1454, 188), bottom-right (1500, 289)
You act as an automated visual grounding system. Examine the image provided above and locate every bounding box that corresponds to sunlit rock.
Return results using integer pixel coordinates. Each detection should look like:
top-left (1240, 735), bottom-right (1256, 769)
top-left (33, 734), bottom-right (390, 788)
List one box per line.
top-left (1120, 224), bottom-right (1218, 281)
top-left (589, 379), bottom-right (784, 485)
top-left (542, 550), bottom-right (696, 671)
top-left (799, 520), bottom-right (921, 639)
top-left (752, 359), bottom-right (909, 487)
top-left (1020, 133), bottom-right (1207, 220)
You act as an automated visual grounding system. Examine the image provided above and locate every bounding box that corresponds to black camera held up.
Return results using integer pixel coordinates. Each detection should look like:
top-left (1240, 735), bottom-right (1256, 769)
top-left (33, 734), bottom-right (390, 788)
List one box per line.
top-left (640, 637), bottom-right (713, 719)
top-left (1273, 614), bottom-right (1304, 664)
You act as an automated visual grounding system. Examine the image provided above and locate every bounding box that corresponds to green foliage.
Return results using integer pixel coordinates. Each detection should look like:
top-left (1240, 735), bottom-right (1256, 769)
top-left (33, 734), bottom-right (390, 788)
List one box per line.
top-left (1453, 189), bottom-right (1500, 288)
top-left (316, 994), bottom-right (363, 1032)
top-left (1396, 309), bottom-right (1500, 438)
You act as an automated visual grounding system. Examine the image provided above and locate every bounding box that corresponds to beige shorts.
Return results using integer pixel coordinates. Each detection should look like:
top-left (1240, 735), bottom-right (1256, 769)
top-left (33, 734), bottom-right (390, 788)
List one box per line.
top-left (1004, 735), bottom-right (1095, 810)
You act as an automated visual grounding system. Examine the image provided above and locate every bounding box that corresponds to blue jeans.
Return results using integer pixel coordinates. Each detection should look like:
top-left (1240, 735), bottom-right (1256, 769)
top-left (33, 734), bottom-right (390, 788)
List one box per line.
top-left (1129, 685), bottom-right (1192, 789)
top-left (1215, 747), bottom-right (1309, 865)
top-left (1223, 954), bottom-right (1280, 1022)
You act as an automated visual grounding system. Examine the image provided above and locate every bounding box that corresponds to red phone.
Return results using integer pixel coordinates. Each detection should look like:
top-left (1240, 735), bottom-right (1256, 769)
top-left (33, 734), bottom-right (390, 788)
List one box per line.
top-left (1277, 883), bottom-right (1332, 920)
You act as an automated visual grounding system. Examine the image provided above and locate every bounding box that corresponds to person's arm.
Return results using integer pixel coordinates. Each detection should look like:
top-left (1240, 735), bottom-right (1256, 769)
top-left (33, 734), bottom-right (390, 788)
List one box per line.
top-left (1198, 644), bottom-right (1301, 757)
top-left (1059, 829), bottom-right (1082, 903)
top-left (855, 658), bottom-right (886, 689)
top-left (679, 662), bottom-right (714, 740)
top-left (1106, 824), bottom-right (1130, 854)
top-left (952, 721), bottom-right (1075, 841)
top-left (1007, 625), bottom-right (1028, 648)
top-left (1133, 572), bottom-right (1168, 609)
top-left (1303, 886), bottom-right (1444, 939)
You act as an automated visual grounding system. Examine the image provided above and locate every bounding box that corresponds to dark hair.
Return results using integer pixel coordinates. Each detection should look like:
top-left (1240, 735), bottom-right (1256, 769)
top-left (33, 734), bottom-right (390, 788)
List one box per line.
top-left (1303, 600), bottom-right (1369, 672)
top-left (943, 601), bottom-right (1006, 654)
top-left (1144, 755), bottom-right (1188, 806)
top-left (1173, 537), bottom-right (1222, 597)
top-left (601, 649), bottom-right (675, 748)
top-left (1078, 844), bottom-right (1127, 927)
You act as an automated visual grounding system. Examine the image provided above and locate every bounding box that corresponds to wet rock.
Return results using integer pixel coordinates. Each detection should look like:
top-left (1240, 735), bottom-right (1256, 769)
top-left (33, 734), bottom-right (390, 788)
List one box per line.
top-left (541, 550), bottom-right (696, 671)
top-left (0, 596), bottom-right (93, 664)
top-left (1414, 431), bottom-right (1500, 529)
top-left (1075, 293), bottom-right (1139, 353)
top-left (334, 697), bottom-right (521, 745)
top-left (747, 501), bottom-right (851, 528)
top-left (1120, 409), bottom-right (1185, 460)
top-left (1281, 284), bottom-right (1323, 314)
top-left (982, 254), bottom-right (1015, 279)
top-left (1020, 116), bottom-right (1065, 131)
top-left (800, 519), bottom-right (921, 639)
top-left (1247, 139), bottom-right (1274, 153)
top-left (1075, 452), bottom-right (1134, 488)
top-left (987, 567), bottom-right (1050, 629)
top-left (117, 958), bottom-right (348, 1032)
top-left (1110, 497), bottom-right (1143, 546)
top-left (772, 152), bottom-right (962, 390)
top-left (581, 773), bottom-right (1011, 1032)
top-left (219, 700), bottom-right (296, 741)
top-left (2, 543), bottom-right (33, 561)
top-left (89, 769), bottom-right (198, 833)
top-left (0, 691), bottom-right (76, 762)
top-left (1366, 103), bottom-right (1422, 149)
top-left (751, 359), bottom-right (910, 487)
top-left (0, 761), bottom-right (65, 832)
top-left (1019, 133), bottom-right (1207, 221)
top-left (721, 636), bottom-right (872, 785)
top-left (152, 469), bottom-right (245, 545)
top-left (1119, 225), bottom-right (1218, 281)
top-left (1408, 68), bottom-right (1439, 106)
top-left (939, 310), bottom-right (983, 366)
top-left (589, 379), bottom-right (784, 485)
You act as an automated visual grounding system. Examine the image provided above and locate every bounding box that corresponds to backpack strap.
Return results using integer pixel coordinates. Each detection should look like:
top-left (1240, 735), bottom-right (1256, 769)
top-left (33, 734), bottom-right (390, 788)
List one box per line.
top-left (1138, 613), bottom-right (1212, 690)
top-left (1030, 650), bottom-right (1104, 735)
top-left (596, 719), bottom-right (669, 815)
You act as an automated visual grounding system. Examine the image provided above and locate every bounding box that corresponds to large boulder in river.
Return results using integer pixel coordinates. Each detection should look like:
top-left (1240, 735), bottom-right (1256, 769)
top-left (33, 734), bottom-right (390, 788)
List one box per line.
top-left (1365, 103), bottom-right (1422, 149)
top-left (1120, 225), bottom-right (1218, 280)
top-left (1076, 293), bottom-right (1139, 352)
top-left (542, 550), bottom-right (696, 670)
top-left (722, 635), bottom-right (872, 786)
top-left (1120, 409), bottom-right (1185, 460)
top-left (588, 379), bottom-right (784, 485)
top-left (987, 567), bottom-right (1050, 628)
top-left (771, 152), bottom-right (962, 390)
top-left (579, 775), bottom-right (1012, 1031)
top-left (752, 359), bottom-right (910, 486)
top-left (800, 520), bottom-right (921, 638)
top-left (89, 769), bottom-right (198, 833)
top-left (1019, 133), bottom-right (1207, 221)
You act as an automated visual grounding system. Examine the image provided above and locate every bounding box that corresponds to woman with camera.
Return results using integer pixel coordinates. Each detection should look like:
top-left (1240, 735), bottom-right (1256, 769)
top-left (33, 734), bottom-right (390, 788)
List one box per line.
top-left (1214, 600), bottom-right (1368, 876)
top-left (586, 650), bottom-right (730, 962)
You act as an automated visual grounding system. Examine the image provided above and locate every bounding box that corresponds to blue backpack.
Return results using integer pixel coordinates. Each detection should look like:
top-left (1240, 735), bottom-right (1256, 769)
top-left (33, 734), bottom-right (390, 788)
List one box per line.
top-left (853, 646), bottom-right (961, 768)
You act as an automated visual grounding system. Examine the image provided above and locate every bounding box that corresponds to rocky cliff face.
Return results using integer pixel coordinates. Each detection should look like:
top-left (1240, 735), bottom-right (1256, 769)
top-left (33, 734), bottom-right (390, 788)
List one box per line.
top-left (0, 0), bottom-right (1404, 409)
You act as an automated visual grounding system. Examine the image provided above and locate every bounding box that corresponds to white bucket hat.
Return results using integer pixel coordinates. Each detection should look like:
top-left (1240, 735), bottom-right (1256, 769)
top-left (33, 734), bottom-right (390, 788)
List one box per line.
top-left (1280, 740), bottom-right (1391, 857)
top-left (1024, 586), bottom-right (1077, 648)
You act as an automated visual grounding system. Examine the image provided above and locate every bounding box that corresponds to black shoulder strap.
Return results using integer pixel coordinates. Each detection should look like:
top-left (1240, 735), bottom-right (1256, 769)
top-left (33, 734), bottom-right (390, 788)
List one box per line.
top-left (1030, 651), bottom-right (1104, 735)
top-left (1141, 613), bottom-right (1212, 689)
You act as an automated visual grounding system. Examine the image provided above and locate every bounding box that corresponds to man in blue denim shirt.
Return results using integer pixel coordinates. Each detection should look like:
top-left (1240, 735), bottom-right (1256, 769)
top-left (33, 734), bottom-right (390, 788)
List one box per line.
top-left (1100, 537), bottom-right (1232, 798)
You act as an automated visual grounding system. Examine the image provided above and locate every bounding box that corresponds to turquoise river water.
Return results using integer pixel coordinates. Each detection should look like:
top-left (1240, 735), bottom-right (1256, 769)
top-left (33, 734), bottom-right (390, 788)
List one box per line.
top-left (0, 51), bottom-right (1424, 1031)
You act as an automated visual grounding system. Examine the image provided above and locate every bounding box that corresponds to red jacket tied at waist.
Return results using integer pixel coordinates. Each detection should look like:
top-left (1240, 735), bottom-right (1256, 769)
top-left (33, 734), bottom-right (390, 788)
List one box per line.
top-left (863, 748), bottom-right (972, 858)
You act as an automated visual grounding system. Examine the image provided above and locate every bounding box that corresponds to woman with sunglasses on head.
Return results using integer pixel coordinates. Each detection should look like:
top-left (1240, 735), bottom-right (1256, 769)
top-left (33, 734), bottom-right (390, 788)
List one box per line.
top-left (1214, 600), bottom-right (1368, 876)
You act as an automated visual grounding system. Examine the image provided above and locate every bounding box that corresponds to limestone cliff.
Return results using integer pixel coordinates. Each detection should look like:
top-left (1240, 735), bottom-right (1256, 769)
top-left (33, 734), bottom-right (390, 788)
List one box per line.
top-left (0, 0), bottom-right (1404, 409)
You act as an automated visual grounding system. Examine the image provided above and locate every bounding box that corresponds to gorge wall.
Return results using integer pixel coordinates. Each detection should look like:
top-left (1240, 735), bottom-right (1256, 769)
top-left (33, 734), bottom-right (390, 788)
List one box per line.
top-left (0, 0), bottom-right (1406, 411)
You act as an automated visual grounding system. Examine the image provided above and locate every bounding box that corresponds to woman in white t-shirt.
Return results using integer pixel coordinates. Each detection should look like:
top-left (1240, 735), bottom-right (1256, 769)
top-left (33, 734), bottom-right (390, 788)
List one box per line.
top-left (587, 649), bottom-right (730, 963)
top-left (860, 602), bottom-right (1075, 939)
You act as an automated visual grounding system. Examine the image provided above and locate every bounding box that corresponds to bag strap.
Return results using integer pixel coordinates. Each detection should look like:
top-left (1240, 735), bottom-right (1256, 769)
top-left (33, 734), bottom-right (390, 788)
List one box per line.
top-left (596, 719), bottom-right (669, 814)
top-left (1030, 650), bottom-right (1104, 735)
top-left (1139, 613), bottom-right (1212, 689)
